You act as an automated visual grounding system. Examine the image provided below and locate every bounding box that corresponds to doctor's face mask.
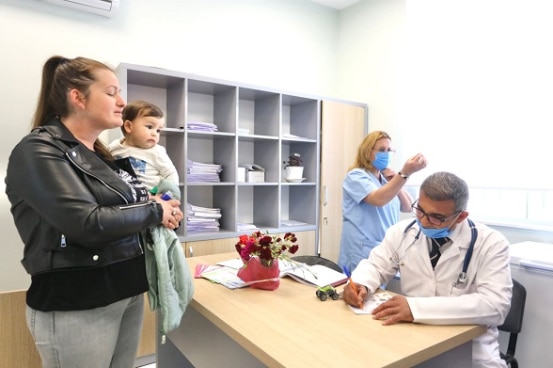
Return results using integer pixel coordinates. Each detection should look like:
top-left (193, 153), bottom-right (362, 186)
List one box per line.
top-left (416, 219), bottom-right (454, 238)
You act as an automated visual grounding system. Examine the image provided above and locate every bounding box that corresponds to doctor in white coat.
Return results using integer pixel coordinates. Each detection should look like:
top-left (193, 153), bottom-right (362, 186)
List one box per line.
top-left (343, 171), bottom-right (512, 368)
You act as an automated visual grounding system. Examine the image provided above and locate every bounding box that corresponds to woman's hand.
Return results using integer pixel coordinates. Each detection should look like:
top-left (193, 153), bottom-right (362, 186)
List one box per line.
top-left (153, 195), bottom-right (182, 230)
top-left (381, 168), bottom-right (397, 181)
top-left (401, 153), bottom-right (427, 176)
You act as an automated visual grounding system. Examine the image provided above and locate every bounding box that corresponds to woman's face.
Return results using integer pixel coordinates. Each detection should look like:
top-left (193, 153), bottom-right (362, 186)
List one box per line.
top-left (82, 68), bottom-right (126, 131)
top-left (370, 138), bottom-right (392, 161)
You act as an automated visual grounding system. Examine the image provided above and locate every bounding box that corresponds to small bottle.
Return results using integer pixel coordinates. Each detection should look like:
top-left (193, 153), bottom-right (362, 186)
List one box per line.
top-left (160, 191), bottom-right (173, 200)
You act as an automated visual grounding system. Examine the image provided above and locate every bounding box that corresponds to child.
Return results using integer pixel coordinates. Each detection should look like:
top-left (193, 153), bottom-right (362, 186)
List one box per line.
top-left (109, 100), bottom-right (179, 190)
top-left (109, 100), bottom-right (191, 342)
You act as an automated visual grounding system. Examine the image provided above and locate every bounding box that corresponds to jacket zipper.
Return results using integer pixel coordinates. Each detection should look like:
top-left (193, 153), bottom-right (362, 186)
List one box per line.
top-left (65, 151), bottom-right (129, 204)
top-left (64, 150), bottom-right (153, 254)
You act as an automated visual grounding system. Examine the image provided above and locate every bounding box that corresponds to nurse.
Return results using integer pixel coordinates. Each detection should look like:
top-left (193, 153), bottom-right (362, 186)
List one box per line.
top-left (338, 131), bottom-right (427, 273)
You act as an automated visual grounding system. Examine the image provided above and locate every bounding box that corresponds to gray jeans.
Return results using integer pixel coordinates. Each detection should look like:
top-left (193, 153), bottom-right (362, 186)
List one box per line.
top-left (26, 295), bottom-right (144, 368)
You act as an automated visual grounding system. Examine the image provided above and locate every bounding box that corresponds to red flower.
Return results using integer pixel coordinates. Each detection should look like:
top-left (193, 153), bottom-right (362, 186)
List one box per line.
top-left (235, 231), bottom-right (300, 267)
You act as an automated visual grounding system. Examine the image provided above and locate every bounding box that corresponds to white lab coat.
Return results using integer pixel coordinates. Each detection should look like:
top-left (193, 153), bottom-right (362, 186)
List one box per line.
top-left (352, 218), bottom-right (512, 368)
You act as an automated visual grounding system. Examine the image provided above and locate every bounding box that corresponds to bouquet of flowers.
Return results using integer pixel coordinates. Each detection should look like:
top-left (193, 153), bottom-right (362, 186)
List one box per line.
top-left (235, 231), bottom-right (299, 268)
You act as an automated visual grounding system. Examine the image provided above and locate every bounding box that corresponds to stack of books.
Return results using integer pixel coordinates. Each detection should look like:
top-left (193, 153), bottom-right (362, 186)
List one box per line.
top-left (186, 159), bottom-right (222, 182)
top-left (186, 203), bottom-right (222, 233)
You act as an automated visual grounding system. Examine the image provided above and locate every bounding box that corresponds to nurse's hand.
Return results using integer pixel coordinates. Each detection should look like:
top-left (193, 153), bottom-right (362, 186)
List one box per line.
top-left (381, 168), bottom-right (397, 181)
top-left (371, 295), bottom-right (414, 325)
top-left (401, 153), bottom-right (427, 176)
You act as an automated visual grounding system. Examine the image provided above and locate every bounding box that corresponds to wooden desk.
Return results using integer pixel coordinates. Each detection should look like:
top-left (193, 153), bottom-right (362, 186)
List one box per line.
top-left (160, 253), bottom-right (485, 368)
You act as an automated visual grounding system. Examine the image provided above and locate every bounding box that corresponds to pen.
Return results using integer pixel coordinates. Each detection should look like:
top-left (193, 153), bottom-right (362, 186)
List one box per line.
top-left (343, 266), bottom-right (364, 309)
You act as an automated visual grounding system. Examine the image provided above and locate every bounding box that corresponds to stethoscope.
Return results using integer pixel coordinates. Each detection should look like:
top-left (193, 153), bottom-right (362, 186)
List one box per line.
top-left (400, 218), bottom-right (477, 287)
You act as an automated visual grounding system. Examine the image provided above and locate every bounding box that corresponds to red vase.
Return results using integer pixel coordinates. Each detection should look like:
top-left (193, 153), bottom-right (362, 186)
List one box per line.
top-left (237, 257), bottom-right (280, 290)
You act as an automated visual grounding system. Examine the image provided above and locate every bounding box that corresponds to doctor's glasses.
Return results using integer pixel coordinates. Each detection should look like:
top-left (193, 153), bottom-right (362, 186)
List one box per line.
top-left (411, 201), bottom-right (461, 226)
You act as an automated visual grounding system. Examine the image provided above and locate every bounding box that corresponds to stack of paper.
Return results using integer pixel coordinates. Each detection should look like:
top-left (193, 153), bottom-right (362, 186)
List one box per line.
top-left (198, 266), bottom-right (246, 289)
top-left (348, 292), bottom-right (392, 315)
top-left (186, 203), bottom-right (221, 233)
top-left (187, 121), bottom-right (218, 132)
top-left (187, 159), bottom-right (222, 182)
top-left (237, 223), bottom-right (258, 232)
top-left (281, 219), bottom-right (308, 227)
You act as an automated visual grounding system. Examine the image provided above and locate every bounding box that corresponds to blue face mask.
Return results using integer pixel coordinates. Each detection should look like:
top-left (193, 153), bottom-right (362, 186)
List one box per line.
top-left (416, 219), bottom-right (452, 238)
top-left (372, 151), bottom-right (391, 171)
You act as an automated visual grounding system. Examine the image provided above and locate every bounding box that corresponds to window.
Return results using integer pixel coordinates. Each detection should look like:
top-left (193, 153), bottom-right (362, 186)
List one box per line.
top-left (396, 1), bottom-right (553, 230)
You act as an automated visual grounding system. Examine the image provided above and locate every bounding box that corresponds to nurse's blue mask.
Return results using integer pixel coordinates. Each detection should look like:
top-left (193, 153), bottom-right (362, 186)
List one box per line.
top-left (416, 218), bottom-right (453, 239)
top-left (372, 152), bottom-right (391, 171)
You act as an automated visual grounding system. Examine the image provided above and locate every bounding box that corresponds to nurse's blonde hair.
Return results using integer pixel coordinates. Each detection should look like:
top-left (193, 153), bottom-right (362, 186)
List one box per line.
top-left (349, 131), bottom-right (391, 171)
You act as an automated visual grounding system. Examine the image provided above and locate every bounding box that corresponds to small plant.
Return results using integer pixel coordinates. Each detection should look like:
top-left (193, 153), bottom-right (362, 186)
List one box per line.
top-left (283, 153), bottom-right (303, 168)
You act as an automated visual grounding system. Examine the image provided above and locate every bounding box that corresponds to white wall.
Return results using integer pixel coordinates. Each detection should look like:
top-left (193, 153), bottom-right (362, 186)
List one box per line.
top-left (0, 0), bottom-right (340, 291)
top-left (338, 0), bottom-right (553, 240)
top-left (338, 0), bottom-right (406, 136)
top-left (2, 0), bottom-right (551, 291)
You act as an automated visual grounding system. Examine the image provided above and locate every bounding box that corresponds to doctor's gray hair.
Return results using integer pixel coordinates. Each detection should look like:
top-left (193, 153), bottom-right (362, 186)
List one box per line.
top-left (420, 172), bottom-right (468, 212)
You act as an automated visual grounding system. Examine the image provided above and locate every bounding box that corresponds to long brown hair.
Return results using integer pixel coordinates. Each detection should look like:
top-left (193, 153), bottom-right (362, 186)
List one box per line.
top-left (32, 55), bottom-right (116, 159)
top-left (349, 131), bottom-right (391, 171)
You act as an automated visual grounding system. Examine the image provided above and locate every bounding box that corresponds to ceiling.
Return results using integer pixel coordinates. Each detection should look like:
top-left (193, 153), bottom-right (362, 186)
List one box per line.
top-left (310, 0), bottom-right (361, 10)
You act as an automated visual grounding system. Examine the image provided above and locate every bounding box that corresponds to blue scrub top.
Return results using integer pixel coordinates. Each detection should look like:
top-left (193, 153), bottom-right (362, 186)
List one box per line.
top-left (338, 168), bottom-right (400, 272)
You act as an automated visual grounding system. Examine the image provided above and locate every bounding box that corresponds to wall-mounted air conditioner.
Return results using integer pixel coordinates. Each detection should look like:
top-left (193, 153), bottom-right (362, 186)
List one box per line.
top-left (40, 0), bottom-right (119, 18)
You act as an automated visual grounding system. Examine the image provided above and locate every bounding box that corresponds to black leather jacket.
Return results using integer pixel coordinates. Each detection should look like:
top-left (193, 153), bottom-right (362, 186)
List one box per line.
top-left (5, 119), bottom-right (163, 275)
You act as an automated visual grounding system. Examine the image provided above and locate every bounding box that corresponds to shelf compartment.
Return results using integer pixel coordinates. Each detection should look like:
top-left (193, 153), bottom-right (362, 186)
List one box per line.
top-left (186, 134), bottom-right (235, 183)
top-left (238, 88), bottom-right (280, 137)
top-left (159, 130), bottom-right (185, 183)
top-left (282, 95), bottom-right (318, 141)
top-left (281, 186), bottom-right (317, 226)
top-left (237, 186), bottom-right (279, 230)
top-left (187, 80), bottom-right (237, 134)
top-left (238, 138), bottom-right (279, 183)
top-left (124, 69), bottom-right (186, 130)
top-left (281, 141), bottom-right (318, 183)
top-left (185, 185), bottom-right (235, 236)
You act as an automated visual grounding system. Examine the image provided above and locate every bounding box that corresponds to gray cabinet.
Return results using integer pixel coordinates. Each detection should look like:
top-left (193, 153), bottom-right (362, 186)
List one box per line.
top-left (112, 63), bottom-right (321, 247)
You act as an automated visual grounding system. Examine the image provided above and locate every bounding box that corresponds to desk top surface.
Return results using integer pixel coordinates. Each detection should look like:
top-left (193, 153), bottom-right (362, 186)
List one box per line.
top-left (186, 253), bottom-right (485, 368)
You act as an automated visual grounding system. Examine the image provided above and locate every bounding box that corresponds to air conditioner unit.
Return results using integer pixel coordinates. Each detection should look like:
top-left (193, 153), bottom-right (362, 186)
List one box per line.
top-left (40, 0), bottom-right (119, 18)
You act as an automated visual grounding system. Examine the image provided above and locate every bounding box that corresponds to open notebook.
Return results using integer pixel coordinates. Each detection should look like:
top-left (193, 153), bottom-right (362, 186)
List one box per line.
top-left (197, 258), bottom-right (347, 289)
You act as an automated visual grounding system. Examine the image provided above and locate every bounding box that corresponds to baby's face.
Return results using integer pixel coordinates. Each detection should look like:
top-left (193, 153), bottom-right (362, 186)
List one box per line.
top-left (124, 116), bottom-right (165, 149)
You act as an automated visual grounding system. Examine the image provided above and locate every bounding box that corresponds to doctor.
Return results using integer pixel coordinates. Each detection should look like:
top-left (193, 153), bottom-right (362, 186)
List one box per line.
top-left (343, 171), bottom-right (512, 368)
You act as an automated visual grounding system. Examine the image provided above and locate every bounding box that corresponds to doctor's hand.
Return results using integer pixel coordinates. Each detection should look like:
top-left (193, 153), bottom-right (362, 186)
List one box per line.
top-left (371, 295), bottom-right (414, 325)
top-left (342, 282), bottom-right (368, 309)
